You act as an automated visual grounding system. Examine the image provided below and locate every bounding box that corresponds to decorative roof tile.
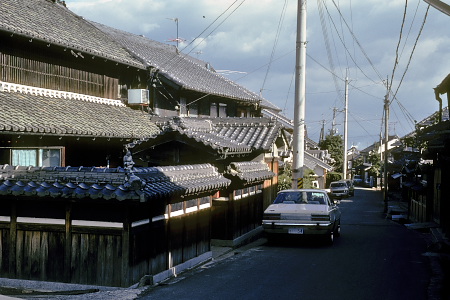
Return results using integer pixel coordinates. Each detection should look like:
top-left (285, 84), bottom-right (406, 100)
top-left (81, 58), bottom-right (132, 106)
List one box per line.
top-left (226, 161), bottom-right (275, 183)
top-left (0, 163), bottom-right (230, 201)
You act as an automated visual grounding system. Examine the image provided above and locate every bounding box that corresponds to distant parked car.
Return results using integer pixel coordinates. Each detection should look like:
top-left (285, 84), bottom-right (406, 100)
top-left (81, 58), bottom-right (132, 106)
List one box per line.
top-left (262, 189), bottom-right (341, 244)
top-left (353, 175), bottom-right (363, 186)
top-left (329, 181), bottom-right (349, 199)
top-left (345, 179), bottom-right (355, 196)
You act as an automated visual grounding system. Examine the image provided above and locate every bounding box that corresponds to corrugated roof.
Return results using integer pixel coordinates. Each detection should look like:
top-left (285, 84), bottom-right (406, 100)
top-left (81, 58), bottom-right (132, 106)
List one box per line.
top-left (0, 82), bottom-right (160, 138)
top-left (0, 0), bottom-right (145, 68)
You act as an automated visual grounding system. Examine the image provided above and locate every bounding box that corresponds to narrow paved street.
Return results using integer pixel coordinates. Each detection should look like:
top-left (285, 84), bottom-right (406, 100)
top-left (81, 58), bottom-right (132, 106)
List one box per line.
top-left (139, 188), bottom-right (432, 300)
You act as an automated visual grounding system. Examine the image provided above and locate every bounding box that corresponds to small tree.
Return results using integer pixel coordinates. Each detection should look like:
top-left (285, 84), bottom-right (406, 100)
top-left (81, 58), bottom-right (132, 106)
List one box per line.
top-left (277, 162), bottom-right (292, 191)
top-left (367, 150), bottom-right (381, 176)
top-left (277, 162), bottom-right (315, 191)
top-left (326, 172), bottom-right (342, 188)
top-left (319, 131), bottom-right (344, 173)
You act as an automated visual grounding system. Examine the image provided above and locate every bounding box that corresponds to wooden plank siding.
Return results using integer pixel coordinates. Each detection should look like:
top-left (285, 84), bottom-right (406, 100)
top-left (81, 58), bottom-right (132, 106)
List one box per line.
top-left (211, 183), bottom-right (268, 242)
top-left (0, 196), bottom-right (214, 287)
top-left (0, 52), bottom-right (119, 99)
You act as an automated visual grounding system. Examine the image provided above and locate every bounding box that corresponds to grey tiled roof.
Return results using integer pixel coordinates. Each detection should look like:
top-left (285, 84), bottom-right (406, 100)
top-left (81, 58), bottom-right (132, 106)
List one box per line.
top-left (0, 87), bottom-right (160, 138)
top-left (0, 0), bottom-right (275, 105)
top-left (0, 163), bottom-right (230, 201)
top-left (92, 22), bottom-right (264, 103)
top-left (136, 164), bottom-right (231, 199)
top-left (262, 109), bottom-right (293, 129)
top-left (226, 161), bottom-right (275, 183)
top-left (303, 152), bottom-right (333, 171)
top-left (0, 0), bottom-right (144, 68)
top-left (146, 117), bottom-right (281, 156)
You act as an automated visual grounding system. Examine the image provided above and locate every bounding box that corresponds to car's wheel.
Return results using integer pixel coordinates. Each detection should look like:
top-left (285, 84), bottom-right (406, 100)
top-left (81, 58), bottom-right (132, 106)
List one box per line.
top-left (335, 222), bottom-right (341, 237)
top-left (326, 232), bottom-right (334, 245)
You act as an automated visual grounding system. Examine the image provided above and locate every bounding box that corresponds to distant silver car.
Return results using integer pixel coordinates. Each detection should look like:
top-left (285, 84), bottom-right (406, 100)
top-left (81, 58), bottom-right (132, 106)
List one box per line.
top-left (329, 181), bottom-right (349, 199)
top-left (262, 189), bottom-right (341, 244)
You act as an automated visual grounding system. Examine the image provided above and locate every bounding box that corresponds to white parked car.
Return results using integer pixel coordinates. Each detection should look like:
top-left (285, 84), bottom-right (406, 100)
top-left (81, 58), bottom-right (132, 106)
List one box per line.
top-left (329, 181), bottom-right (350, 199)
top-left (262, 189), bottom-right (341, 244)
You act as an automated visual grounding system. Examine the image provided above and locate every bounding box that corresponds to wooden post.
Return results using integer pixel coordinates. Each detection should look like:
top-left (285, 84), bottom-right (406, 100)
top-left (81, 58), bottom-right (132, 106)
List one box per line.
top-left (121, 205), bottom-right (131, 287)
top-left (64, 202), bottom-right (72, 283)
top-left (9, 202), bottom-right (17, 277)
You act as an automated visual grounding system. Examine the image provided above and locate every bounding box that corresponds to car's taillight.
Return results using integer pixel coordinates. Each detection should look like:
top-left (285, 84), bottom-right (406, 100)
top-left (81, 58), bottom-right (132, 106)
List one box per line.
top-left (311, 214), bottom-right (330, 221)
top-left (263, 213), bottom-right (281, 220)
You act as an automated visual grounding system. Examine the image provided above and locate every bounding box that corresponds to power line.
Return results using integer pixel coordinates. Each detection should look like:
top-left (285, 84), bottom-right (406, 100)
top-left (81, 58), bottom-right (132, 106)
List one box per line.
top-left (390, 4), bottom-right (430, 104)
top-left (260, 0), bottom-right (288, 96)
top-left (159, 0), bottom-right (247, 72)
top-left (330, 0), bottom-right (386, 86)
top-left (317, 0), bottom-right (344, 102)
top-left (388, 0), bottom-right (409, 94)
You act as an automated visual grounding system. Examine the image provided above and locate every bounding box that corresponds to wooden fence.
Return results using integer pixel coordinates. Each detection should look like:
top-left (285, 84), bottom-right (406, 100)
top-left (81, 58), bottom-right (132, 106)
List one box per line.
top-left (0, 197), bottom-right (213, 287)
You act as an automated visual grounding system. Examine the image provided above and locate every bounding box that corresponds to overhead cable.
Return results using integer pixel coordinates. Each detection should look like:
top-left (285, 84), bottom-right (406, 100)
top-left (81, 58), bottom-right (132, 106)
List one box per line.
top-left (260, 0), bottom-right (288, 96)
top-left (390, 4), bottom-right (430, 105)
top-left (389, 0), bottom-right (409, 95)
top-left (330, 0), bottom-right (386, 86)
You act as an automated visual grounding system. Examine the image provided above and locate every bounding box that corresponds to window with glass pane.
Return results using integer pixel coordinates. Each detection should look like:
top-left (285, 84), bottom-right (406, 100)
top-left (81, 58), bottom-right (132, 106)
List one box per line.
top-left (12, 149), bottom-right (37, 166)
top-left (11, 148), bottom-right (61, 167)
top-left (39, 149), bottom-right (60, 167)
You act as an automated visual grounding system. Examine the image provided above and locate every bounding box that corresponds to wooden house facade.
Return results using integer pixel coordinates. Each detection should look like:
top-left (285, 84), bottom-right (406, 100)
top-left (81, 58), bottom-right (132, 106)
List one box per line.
top-left (0, 0), bottom-right (283, 287)
top-left (417, 113), bottom-right (450, 236)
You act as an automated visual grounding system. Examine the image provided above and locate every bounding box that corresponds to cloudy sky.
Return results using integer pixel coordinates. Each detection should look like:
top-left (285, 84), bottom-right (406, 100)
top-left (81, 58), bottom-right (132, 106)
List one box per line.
top-left (66, 0), bottom-right (450, 149)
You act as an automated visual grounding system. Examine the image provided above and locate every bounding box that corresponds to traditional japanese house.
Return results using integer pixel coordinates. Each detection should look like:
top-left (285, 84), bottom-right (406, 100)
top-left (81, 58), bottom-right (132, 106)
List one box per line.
top-left (126, 116), bottom-right (280, 246)
top-left (0, 0), bottom-right (283, 286)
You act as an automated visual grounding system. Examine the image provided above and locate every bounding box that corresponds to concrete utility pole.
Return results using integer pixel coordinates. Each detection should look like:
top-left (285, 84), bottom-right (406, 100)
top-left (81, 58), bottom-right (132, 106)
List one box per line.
top-left (292, 0), bottom-right (307, 189)
top-left (331, 107), bottom-right (339, 135)
top-left (424, 0), bottom-right (450, 16)
top-left (319, 119), bottom-right (325, 143)
top-left (343, 75), bottom-right (349, 180)
top-left (383, 92), bottom-right (389, 211)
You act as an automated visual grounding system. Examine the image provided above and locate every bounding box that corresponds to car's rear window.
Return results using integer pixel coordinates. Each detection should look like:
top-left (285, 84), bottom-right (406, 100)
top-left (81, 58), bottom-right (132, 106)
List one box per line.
top-left (273, 191), bottom-right (326, 205)
top-left (331, 182), bottom-right (346, 187)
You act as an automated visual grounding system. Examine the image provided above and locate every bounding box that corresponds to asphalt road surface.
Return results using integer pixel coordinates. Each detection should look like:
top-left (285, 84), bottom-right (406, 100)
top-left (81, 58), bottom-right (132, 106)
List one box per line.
top-left (139, 187), bottom-right (431, 300)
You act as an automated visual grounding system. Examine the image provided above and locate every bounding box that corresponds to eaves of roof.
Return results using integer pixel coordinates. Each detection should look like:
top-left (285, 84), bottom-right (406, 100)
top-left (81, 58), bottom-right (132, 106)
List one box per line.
top-left (0, 83), bottom-right (160, 139)
top-left (304, 152), bottom-right (333, 171)
top-left (145, 117), bottom-right (281, 157)
top-left (225, 161), bottom-right (275, 184)
top-left (0, 0), bottom-right (145, 69)
top-left (261, 109), bottom-right (293, 129)
top-left (137, 164), bottom-right (230, 199)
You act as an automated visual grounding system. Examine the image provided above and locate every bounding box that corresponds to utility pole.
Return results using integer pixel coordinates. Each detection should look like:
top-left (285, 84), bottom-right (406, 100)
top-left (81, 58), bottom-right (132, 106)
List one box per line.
top-left (319, 119), bottom-right (325, 143)
top-left (167, 18), bottom-right (179, 49)
top-left (292, 0), bottom-right (307, 189)
top-left (383, 91), bottom-right (389, 211)
top-left (343, 75), bottom-right (349, 180)
top-left (331, 107), bottom-right (339, 135)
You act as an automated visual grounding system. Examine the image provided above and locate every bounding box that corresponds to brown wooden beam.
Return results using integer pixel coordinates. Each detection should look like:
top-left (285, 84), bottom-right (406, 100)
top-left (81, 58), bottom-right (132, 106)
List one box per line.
top-left (8, 202), bottom-right (17, 277)
top-left (64, 202), bottom-right (72, 283)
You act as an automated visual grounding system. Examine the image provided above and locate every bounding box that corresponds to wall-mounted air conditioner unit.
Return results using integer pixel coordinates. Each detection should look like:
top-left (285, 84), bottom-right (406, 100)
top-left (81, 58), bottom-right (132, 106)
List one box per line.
top-left (128, 89), bottom-right (149, 105)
